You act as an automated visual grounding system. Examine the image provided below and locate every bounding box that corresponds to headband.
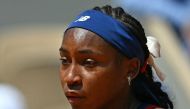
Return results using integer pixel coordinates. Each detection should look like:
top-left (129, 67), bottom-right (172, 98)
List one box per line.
top-left (147, 36), bottom-right (165, 80)
top-left (65, 10), bottom-right (145, 66)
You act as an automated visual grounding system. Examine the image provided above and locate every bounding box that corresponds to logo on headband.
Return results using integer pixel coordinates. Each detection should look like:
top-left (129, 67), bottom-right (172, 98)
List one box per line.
top-left (75, 16), bottom-right (90, 22)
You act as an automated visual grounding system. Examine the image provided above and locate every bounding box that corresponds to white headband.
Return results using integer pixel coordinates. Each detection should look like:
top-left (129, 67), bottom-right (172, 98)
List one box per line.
top-left (147, 36), bottom-right (161, 58)
top-left (146, 36), bottom-right (165, 81)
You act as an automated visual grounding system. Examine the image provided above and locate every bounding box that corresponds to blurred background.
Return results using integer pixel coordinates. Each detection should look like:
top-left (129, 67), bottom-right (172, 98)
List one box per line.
top-left (0, 0), bottom-right (189, 109)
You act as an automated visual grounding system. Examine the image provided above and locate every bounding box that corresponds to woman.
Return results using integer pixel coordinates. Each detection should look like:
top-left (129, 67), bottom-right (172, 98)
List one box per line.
top-left (59, 5), bottom-right (173, 109)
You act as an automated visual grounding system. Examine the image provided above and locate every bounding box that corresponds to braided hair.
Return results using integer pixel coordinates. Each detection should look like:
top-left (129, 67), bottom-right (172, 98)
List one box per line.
top-left (93, 5), bottom-right (173, 109)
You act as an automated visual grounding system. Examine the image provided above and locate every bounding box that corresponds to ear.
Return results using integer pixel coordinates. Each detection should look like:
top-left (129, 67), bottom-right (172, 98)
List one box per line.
top-left (127, 58), bottom-right (140, 80)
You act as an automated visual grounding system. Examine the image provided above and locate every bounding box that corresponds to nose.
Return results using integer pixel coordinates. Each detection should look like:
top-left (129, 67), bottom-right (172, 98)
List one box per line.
top-left (62, 64), bottom-right (82, 90)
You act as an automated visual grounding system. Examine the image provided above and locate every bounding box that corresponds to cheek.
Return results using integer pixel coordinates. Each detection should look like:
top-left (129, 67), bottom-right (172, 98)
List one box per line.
top-left (59, 66), bottom-right (66, 89)
top-left (82, 66), bottom-right (127, 107)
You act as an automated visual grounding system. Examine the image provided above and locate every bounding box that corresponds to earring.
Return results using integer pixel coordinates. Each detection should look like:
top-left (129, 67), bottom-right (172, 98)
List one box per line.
top-left (127, 76), bottom-right (131, 86)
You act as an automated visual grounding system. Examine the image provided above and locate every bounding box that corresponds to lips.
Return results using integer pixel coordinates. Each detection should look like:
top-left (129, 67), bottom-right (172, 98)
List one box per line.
top-left (65, 91), bottom-right (85, 104)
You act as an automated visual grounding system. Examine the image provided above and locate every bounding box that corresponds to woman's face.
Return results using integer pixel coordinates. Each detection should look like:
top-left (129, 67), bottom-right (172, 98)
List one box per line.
top-left (59, 28), bottom-right (131, 109)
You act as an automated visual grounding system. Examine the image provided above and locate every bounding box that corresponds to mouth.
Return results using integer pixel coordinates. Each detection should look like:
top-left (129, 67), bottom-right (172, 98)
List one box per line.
top-left (67, 96), bottom-right (84, 103)
top-left (65, 91), bottom-right (85, 104)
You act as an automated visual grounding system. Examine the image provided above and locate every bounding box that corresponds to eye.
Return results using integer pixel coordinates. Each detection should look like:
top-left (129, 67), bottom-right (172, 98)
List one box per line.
top-left (82, 58), bottom-right (97, 68)
top-left (60, 56), bottom-right (70, 65)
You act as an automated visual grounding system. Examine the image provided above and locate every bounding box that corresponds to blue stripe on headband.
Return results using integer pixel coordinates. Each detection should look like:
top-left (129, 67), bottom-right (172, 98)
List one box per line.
top-left (65, 10), bottom-right (145, 66)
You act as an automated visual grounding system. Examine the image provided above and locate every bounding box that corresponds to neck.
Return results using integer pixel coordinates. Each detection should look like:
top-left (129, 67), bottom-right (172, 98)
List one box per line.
top-left (99, 91), bottom-right (131, 109)
top-left (99, 99), bottom-right (129, 109)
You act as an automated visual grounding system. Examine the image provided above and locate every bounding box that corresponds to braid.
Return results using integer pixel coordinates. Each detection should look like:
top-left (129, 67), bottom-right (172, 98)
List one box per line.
top-left (93, 5), bottom-right (173, 109)
top-left (134, 65), bottom-right (174, 108)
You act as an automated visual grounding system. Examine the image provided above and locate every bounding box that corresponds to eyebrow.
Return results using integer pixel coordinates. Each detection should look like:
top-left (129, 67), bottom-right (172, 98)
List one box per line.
top-left (59, 47), bottom-right (103, 55)
top-left (78, 49), bottom-right (103, 55)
